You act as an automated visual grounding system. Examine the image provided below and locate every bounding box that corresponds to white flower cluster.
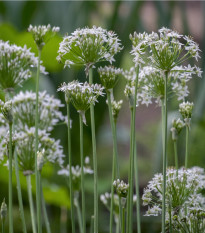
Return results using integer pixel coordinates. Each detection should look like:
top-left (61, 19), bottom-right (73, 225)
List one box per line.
top-left (142, 167), bottom-right (205, 231)
top-left (100, 192), bottom-right (137, 213)
top-left (170, 118), bottom-right (185, 141)
top-left (28, 24), bottom-right (60, 49)
top-left (0, 40), bottom-right (47, 91)
top-left (113, 179), bottom-right (129, 198)
top-left (12, 91), bottom-right (64, 131)
top-left (98, 66), bottom-right (123, 90)
top-left (130, 27), bottom-right (201, 69)
top-left (58, 81), bottom-right (104, 112)
top-left (111, 100), bottom-right (123, 120)
top-left (179, 101), bottom-right (194, 120)
top-left (57, 26), bottom-right (122, 71)
top-left (58, 157), bottom-right (93, 191)
top-left (15, 127), bottom-right (64, 175)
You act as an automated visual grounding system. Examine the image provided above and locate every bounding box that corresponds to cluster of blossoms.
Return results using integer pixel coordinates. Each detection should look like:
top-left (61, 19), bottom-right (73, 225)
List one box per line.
top-left (12, 91), bottom-right (64, 131)
top-left (142, 167), bottom-right (205, 231)
top-left (58, 157), bottom-right (93, 191)
top-left (58, 81), bottom-right (104, 124)
top-left (28, 24), bottom-right (60, 49)
top-left (130, 27), bottom-right (201, 68)
top-left (98, 66), bottom-right (123, 90)
top-left (0, 40), bottom-right (47, 91)
top-left (170, 118), bottom-right (185, 141)
top-left (57, 26), bottom-right (123, 74)
top-left (111, 100), bottom-right (123, 121)
top-left (113, 179), bottom-right (129, 198)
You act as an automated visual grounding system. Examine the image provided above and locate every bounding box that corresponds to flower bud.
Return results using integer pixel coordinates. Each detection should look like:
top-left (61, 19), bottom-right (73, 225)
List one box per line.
top-left (1, 198), bottom-right (7, 221)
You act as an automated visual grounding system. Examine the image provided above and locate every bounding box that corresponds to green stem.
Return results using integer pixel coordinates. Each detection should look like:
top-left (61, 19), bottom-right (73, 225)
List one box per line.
top-left (115, 216), bottom-right (119, 233)
top-left (40, 176), bottom-right (51, 233)
top-left (90, 216), bottom-right (94, 233)
top-left (35, 48), bottom-right (42, 233)
top-left (185, 126), bottom-right (189, 168)
top-left (74, 193), bottom-right (83, 233)
top-left (134, 135), bottom-right (141, 233)
top-left (9, 122), bottom-right (13, 233)
top-left (122, 207), bottom-right (125, 233)
top-left (174, 141), bottom-right (178, 176)
top-left (79, 114), bottom-right (86, 233)
top-left (107, 90), bottom-right (120, 233)
top-left (14, 149), bottom-right (27, 233)
top-left (26, 175), bottom-right (37, 233)
top-left (162, 71), bottom-right (168, 233)
top-left (66, 103), bottom-right (76, 233)
top-left (89, 68), bottom-right (98, 233)
top-left (2, 221), bottom-right (4, 233)
top-left (127, 65), bottom-right (140, 233)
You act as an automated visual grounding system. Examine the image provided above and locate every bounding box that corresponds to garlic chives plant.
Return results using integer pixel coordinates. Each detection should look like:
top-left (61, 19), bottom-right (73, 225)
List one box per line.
top-left (28, 24), bottom-right (60, 233)
top-left (57, 26), bottom-right (122, 233)
top-left (98, 65), bottom-right (122, 233)
top-left (130, 27), bottom-right (202, 233)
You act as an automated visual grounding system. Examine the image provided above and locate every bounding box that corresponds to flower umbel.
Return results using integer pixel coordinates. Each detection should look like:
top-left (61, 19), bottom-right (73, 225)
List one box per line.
top-left (0, 40), bottom-right (47, 91)
top-left (28, 24), bottom-right (60, 49)
top-left (113, 179), bottom-right (129, 198)
top-left (170, 118), bottom-right (185, 141)
top-left (57, 26), bottom-right (122, 74)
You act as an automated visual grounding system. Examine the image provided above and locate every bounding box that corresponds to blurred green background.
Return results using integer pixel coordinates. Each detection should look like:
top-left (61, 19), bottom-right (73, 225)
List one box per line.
top-left (0, 1), bottom-right (205, 232)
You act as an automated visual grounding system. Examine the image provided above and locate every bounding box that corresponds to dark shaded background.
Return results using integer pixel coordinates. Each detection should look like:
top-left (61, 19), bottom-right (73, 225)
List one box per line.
top-left (0, 1), bottom-right (204, 232)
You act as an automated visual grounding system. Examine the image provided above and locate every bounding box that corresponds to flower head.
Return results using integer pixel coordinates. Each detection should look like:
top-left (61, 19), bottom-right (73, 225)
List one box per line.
top-left (28, 24), bottom-right (60, 49)
top-left (111, 100), bottom-right (123, 121)
top-left (58, 81), bottom-right (104, 123)
top-left (179, 101), bottom-right (194, 120)
top-left (12, 91), bottom-right (64, 131)
top-left (113, 179), bottom-right (129, 198)
top-left (130, 27), bottom-right (201, 71)
top-left (170, 118), bottom-right (185, 141)
top-left (1, 198), bottom-right (7, 221)
top-left (98, 66), bottom-right (122, 90)
top-left (57, 26), bottom-right (122, 74)
top-left (58, 157), bottom-right (93, 191)
top-left (0, 40), bottom-right (47, 91)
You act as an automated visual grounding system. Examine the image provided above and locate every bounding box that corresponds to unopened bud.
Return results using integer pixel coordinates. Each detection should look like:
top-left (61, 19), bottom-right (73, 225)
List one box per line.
top-left (1, 198), bottom-right (7, 220)
top-left (37, 149), bottom-right (45, 171)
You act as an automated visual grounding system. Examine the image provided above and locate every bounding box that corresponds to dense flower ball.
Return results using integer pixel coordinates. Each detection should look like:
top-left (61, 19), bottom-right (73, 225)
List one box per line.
top-left (28, 24), bottom-right (60, 49)
top-left (142, 167), bottom-right (205, 231)
top-left (0, 41), bottom-right (47, 91)
top-left (57, 26), bottom-right (123, 73)
top-left (12, 91), bottom-right (64, 131)
top-left (98, 66), bottom-right (123, 90)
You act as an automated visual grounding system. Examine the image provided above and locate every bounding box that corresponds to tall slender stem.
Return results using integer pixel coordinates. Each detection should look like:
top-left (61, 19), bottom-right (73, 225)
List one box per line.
top-left (90, 216), bottom-right (94, 233)
top-left (107, 90), bottom-right (120, 233)
top-left (174, 141), bottom-right (178, 176)
top-left (134, 135), bottom-right (141, 233)
top-left (35, 48), bottom-right (42, 233)
top-left (89, 68), bottom-right (98, 233)
top-left (79, 114), bottom-right (86, 233)
top-left (162, 71), bottom-right (168, 233)
top-left (127, 65), bottom-right (140, 233)
top-left (122, 206), bottom-right (125, 233)
top-left (8, 122), bottom-right (13, 233)
top-left (66, 103), bottom-right (76, 233)
top-left (26, 175), bottom-right (37, 233)
top-left (74, 193), bottom-right (83, 233)
top-left (2, 220), bottom-right (5, 233)
top-left (14, 150), bottom-right (27, 233)
top-left (185, 126), bottom-right (189, 168)
top-left (40, 176), bottom-right (51, 233)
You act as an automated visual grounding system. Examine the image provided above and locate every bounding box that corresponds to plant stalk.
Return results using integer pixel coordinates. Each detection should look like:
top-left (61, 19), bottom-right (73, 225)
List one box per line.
top-left (14, 149), bottom-right (27, 233)
top-left (185, 126), bottom-right (189, 168)
top-left (9, 122), bottom-right (13, 233)
top-left (79, 113), bottom-right (86, 233)
top-left (40, 176), bottom-right (51, 233)
top-left (35, 48), bottom-right (42, 233)
top-left (107, 90), bottom-right (120, 233)
top-left (26, 175), bottom-right (37, 233)
top-left (122, 206), bottom-right (125, 233)
top-left (89, 68), bottom-right (98, 233)
top-left (174, 141), bottom-right (178, 175)
top-left (74, 193), bottom-right (83, 233)
top-left (66, 103), bottom-right (76, 233)
top-left (162, 71), bottom-right (168, 233)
